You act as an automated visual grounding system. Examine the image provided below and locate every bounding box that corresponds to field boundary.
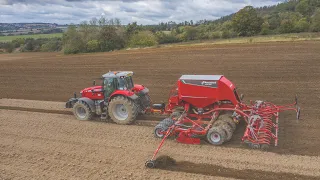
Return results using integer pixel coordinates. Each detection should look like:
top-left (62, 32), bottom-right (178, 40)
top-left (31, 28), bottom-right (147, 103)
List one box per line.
top-left (0, 33), bottom-right (63, 42)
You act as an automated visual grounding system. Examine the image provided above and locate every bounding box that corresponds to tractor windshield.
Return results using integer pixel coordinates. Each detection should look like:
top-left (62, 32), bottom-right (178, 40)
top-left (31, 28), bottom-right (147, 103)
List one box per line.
top-left (118, 76), bottom-right (134, 90)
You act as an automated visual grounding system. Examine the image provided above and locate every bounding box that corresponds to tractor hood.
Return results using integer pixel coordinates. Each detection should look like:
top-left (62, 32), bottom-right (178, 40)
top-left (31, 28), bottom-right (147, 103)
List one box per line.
top-left (80, 86), bottom-right (104, 100)
top-left (80, 86), bottom-right (103, 94)
top-left (132, 84), bottom-right (149, 96)
top-left (133, 84), bottom-right (145, 92)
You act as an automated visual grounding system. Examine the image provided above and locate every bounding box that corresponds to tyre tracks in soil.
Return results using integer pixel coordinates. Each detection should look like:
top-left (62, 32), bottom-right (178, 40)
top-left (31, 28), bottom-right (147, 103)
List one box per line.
top-left (0, 98), bottom-right (318, 156)
top-left (1, 100), bottom-right (320, 179)
top-left (0, 99), bottom-right (315, 157)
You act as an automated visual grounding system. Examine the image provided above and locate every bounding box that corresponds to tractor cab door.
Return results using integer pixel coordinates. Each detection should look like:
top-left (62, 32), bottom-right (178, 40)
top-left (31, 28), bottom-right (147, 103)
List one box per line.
top-left (103, 78), bottom-right (117, 101)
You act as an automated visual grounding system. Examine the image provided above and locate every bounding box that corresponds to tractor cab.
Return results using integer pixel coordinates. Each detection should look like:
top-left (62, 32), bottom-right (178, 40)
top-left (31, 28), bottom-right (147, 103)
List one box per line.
top-left (102, 71), bottom-right (135, 100)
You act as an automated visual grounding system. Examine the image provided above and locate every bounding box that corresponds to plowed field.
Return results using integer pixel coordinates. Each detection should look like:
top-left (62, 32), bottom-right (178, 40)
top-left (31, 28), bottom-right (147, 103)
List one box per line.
top-left (1, 41), bottom-right (320, 179)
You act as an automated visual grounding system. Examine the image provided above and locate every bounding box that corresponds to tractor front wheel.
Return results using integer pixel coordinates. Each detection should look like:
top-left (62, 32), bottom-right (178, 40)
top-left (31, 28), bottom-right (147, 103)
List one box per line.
top-left (72, 101), bottom-right (94, 121)
top-left (108, 96), bottom-right (138, 125)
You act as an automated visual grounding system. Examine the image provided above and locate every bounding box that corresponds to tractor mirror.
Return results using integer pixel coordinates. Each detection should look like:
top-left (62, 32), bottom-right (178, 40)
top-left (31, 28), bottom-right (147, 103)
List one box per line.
top-left (93, 80), bottom-right (96, 86)
top-left (240, 94), bottom-right (244, 101)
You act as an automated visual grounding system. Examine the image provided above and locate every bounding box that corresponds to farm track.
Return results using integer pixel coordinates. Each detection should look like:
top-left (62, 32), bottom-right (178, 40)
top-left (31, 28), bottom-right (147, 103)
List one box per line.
top-left (1, 41), bottom-right (320, 179)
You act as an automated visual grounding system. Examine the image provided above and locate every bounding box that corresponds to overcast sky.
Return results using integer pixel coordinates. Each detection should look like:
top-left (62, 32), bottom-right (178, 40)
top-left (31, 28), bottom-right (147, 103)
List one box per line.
top-left (0, 0), bottom-right (283, 25)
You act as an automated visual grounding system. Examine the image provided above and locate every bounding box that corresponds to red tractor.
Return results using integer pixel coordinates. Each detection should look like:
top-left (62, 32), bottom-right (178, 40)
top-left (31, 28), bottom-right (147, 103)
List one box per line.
top-left (146, 75), bottom-right (300, 168)
top-left (65, 71), bottom-right (154, 124)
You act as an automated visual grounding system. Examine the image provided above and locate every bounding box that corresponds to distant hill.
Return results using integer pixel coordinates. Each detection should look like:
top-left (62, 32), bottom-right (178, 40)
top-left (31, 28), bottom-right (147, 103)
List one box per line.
top-left (208, 0), bottom-right (319, 25)
top-left (149, 0), bottom-right (320, 38)
top-left (1, 0), bottom-right (320, 54)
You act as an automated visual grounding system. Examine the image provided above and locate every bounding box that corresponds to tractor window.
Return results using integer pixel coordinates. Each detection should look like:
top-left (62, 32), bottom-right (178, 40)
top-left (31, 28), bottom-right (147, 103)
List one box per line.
top-left (118, 76), bottom-right (134, 90)
top-left (118, 78), bottom-right (125, 90)
top-left (104, 78), bottom-right (116, 98)
top-left (125, 76), bottom-right (134, 89)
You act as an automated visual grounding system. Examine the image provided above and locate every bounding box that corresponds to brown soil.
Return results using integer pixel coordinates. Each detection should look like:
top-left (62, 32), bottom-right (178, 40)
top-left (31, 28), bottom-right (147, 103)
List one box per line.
top-left (1, 41), bottom-right (320, 179)
top-left (1, 110), bottom-right (320, 180)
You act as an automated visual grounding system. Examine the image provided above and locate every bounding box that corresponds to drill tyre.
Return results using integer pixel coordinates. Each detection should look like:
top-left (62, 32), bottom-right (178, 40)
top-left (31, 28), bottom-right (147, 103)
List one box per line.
top-left (154, 123), bottom-right (169, 138)
top-left (159, 118), bottom-right (175, 127)
top-left (218, 114), bottom-right (236, 131)
top-left (221, 123), bottom-right (233, 141)
top-left (260, 144), bottom-right (270, 151)
top-left (206, 126), bottom-right (226, 145)
top-left (213, 120), bottom-right (224, 127)
top-left (169, 112), bottom-right (182, 120)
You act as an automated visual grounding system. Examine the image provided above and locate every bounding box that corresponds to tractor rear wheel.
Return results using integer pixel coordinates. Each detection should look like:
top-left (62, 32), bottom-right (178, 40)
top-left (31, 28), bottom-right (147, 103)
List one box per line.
top-left (108, 96), bottom-right (138, 125)
top-left (206, 126), bottom-right (226, 145)
top-left (72, 101), bottom-right (94, 121)
top-left (218, 114), bottom-right (236, 131)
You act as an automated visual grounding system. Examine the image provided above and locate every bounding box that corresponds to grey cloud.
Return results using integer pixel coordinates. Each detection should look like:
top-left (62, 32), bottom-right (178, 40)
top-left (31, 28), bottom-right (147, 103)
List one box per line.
top-left (121, 6), bottom-right (137, 13)
top-left (0, 0), bottom-right (284, 24)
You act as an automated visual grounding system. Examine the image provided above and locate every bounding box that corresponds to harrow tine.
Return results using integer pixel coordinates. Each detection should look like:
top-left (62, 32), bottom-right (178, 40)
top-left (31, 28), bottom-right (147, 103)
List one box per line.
top-left (297, 106), bottom-right (301, 120)
top-left (146, 126), bottom-right (175, 168)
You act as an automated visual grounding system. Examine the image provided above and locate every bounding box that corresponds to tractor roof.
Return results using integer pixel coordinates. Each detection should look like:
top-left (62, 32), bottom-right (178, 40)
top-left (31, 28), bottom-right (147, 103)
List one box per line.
top-left (180, 75), bottom-right (223, 81)
top-left (102, 71), bottom-right (134, 78)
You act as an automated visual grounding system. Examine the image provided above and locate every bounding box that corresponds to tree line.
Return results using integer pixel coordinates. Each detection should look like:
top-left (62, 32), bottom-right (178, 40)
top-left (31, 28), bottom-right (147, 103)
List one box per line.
top-left (1, 0), bottom-right (319, 54)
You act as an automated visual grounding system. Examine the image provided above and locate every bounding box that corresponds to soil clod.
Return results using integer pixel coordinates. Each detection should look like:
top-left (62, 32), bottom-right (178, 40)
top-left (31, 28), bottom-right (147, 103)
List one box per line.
top-left (154, 155), bottom-right (176, 168)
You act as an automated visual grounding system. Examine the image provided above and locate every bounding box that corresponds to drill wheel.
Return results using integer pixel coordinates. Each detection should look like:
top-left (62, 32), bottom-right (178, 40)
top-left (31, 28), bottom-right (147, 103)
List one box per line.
top-left (145, 160), bottom-right (156, 168)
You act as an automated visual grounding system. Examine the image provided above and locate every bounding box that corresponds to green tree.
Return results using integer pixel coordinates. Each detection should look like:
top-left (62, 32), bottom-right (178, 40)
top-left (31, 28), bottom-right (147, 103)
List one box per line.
top-left (4, 42), bottom-right (14, 53)
top-left (196, 24), bottom-right (210, 40)
top-left (296, 0), bottom-right (311, 16)
top-left (294, 18), bottom-right (310, 32)
top-left (221, 20), bottom-right (233, 30)
top-left (155, 31), bottom-right (179, 44)
top-left (232, 6), bottom-right (263, 36)
top-left (98, 25), bottom-right (124, 51)
top-left (278, 11), bottom-right (302, 33)
top-left (260, 21), bottom-right (271, 35)
top-left (210, 31), bottom-right (222, 39)
top-left (11, 38), bottom-right (25, 48)
top-left (128, 31), bottom-right (158, 48)
top-left (22, 38), bottom-right (39, 52)
top-left (309, 0), bottom-right (320, 8)
top-left (79, 21), bottom-right (98, 42)
top-left (182, 26), bottom-right (198, 41)
top-left (274, 0), bottom-right (298, 12)
top-left (311, 8), bottom-right (320, 32)
top-left (63, 25), bottom-right (86, 54)
top-left (268, 14), bottom-right (281, 30)
top-left (221, 20), bottom-right (236, 38)
top-left (40, 38), bottom-right (62, 52)
top-left (125, 22), bottom-right (141, 39)
top-left (86, 40), bottom-right (99, 52)
top-left (222, 30), bottom-right (232, 38)
top-left (279, 19), bottom-right (295, 33)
